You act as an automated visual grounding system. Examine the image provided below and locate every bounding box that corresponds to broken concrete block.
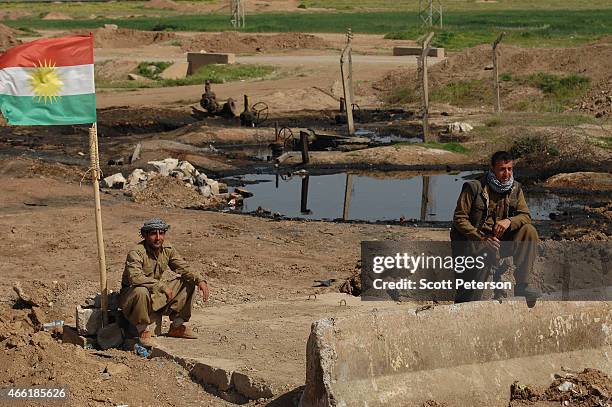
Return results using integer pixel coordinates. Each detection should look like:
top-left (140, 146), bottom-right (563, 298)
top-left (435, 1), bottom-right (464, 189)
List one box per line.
top-left (177, 160), bottom-right (196, 177)
top-left (148, 158), bottom-right (179, 176)
top-left (129, 142), bottom-right (142, 164)
top-left (198, 185), bottom-right (212, 197)
top-left (101, 173), bottom-right (126, 189)
top-left (76, 305), bottom-right (103, 336)
top-left (97, 322), bottom-right (124, 350)
top-left (192, 363), bottom-right (233, 391)
top-left (205, 179), bottom-right (220, 195)
top-left (62, 325), bottom-right (95, 348)
top-left (195, 173), bottom-right (209, 187)
top-left (84, 292), bottom-right (120, 311)
top-left (127, 168), bottom-right (147, 188)
top-left (232, 372), bottom-right (273, 399)
top-left (127, 73), bottom-right (147, 81)
top-left (218, 182), bottom-right (228, 194)
top-left (187, 52), bottom-right (235, 75)
top-left (234, 187), bottom-right (253, 198)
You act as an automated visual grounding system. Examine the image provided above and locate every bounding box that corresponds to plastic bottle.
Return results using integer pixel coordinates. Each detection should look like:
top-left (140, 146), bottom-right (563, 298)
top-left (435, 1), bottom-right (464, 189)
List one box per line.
top-left (134, 343), bottom-right (150, 358)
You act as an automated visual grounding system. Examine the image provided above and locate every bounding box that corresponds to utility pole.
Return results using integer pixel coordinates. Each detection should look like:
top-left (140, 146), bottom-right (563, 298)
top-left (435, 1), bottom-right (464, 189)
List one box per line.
top-left (492, 32), bottom-right (505, 114)
top-left (340, 28), bottom-right (355, 136)
top-left (419, 32), bottom-right (434, 142)
top-left (418, 0), bottom-right (443, 29)
top-left (230, 0), bottom-right (245, 28)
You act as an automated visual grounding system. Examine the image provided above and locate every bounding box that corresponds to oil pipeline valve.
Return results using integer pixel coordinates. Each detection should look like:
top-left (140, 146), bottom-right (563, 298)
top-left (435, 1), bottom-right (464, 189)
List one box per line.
top-left (199, 80), bottom-right (237, 119)
top-left (240, 95), bottom-right (269, 127)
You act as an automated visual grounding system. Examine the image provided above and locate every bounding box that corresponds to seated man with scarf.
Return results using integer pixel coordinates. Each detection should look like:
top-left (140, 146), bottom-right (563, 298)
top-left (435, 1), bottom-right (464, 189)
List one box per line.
top-left (450, 151), bottom-right (541, 303)
top-left (120, 218), bottom-right (209, 347)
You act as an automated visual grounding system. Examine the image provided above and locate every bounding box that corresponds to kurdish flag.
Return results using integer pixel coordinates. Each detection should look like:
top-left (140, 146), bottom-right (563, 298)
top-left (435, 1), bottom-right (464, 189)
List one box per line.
top-left (0, 35), bottom-right (96, 125)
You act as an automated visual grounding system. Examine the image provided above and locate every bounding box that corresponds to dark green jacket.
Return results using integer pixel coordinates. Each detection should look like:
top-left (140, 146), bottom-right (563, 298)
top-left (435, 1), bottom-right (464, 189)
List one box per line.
top-left (451, 177), bottom-right (532, 241)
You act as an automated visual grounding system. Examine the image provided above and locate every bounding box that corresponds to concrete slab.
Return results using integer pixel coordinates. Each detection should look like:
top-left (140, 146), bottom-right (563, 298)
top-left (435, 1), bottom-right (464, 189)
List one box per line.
top-left (393, 46), bottom-right (445, 58)
top-left (187, 52), bottom-right (236, 75)
top-left (300, 301), bottom-right (612, 407)
top-left (152, 293), bottom-right (401, 402)
top-left (160, 61), bottom-right (188, 79)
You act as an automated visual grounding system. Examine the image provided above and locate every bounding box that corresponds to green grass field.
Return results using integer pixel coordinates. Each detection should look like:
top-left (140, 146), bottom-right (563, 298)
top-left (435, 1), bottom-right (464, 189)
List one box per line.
top-left (7, 8), bottom-right (611, 50)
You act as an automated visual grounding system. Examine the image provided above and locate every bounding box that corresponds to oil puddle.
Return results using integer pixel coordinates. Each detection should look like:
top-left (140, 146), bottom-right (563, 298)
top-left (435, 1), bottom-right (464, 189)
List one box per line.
top-left (227, 171), bottom-right (571, 222)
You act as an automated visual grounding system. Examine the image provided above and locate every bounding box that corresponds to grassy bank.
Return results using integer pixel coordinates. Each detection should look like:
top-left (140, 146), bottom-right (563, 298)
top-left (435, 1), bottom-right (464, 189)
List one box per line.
top-left (5, 9), bottom-right (611, 49)
top-left (97, 63), bottom-right (276, 89)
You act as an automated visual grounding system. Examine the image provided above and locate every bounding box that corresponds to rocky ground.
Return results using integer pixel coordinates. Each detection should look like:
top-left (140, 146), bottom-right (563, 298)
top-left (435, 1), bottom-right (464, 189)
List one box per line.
top-left (0, 24), bottom-right (610, 406)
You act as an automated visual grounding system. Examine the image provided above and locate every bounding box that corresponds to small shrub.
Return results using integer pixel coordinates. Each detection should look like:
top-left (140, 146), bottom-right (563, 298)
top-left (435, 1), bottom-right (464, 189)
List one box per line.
top-left (385, 87), bottom-right (418, 105)
top-left (528, 72), bottom-right (590, 96)
top-left (510, 136), bottom-right (559, 160)
top-left (485, 117), bottom-right (503, 127)
top-left (137, 61), bottom-right (173, 79)
top-left (297, 3), bottom-right (307, 9)
top-left (500, 72), bottom-right (512, 81)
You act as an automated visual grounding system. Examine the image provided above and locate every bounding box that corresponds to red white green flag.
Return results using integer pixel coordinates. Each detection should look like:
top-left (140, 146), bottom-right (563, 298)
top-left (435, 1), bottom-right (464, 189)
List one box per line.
top-left (0, 35), bottom-right (96, 125)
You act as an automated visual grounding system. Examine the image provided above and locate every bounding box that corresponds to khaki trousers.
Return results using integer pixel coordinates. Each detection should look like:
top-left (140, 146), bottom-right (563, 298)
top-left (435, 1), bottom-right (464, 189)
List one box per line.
top-left (120, 277), bottom-right (196, 329)
top-left (455, 223), bottom-right (539, 303)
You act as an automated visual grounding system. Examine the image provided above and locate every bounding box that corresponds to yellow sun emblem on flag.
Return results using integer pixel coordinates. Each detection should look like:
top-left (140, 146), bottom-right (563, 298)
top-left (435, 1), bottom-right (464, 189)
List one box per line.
top-left (29, 60), bottom-right (63, 104)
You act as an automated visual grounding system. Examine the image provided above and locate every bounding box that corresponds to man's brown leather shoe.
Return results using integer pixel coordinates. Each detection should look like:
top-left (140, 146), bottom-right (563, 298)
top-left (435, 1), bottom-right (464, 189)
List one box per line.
top-left (139, 330), bottom-right (156, 348)
top-left (167, 325), bottom-right (198, 339)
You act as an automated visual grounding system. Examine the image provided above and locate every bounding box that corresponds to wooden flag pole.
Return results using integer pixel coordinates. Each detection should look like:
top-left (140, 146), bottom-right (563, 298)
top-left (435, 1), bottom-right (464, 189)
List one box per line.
top-left (89, 123), bottom-right (108, 325)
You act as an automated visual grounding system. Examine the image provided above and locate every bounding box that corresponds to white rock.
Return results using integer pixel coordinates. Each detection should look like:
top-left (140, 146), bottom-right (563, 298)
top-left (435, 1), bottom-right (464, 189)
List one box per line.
top-left (195, 173), bottom-right (209, 187)
top-left (448, 122), bottom-right (474, 133)
top-left (101, 173), bottom-right (126, 189)
top-left (76, 305), bottom-right (103, 335)
top-left (205, 179), bottom-right (220, 195)
top-left (558, 381), bottom-right (574, 392)
top-left (148, 158), bottom-right (179, 176)
top-left (177, 160), bottom-right (196, 177)
top-left (104, 24), bottom-right (118, 30)
top-left (126, 168), bottom-right (147, 188)
top-left (198, 185), bottom-right (212, 197)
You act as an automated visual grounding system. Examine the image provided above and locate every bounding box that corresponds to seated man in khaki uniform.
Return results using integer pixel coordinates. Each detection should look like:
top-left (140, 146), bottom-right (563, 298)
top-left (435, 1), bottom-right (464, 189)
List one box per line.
top-left (451, 151), bottom-right (541, 303)
top-left (120, 218), bottom-right (209, 347)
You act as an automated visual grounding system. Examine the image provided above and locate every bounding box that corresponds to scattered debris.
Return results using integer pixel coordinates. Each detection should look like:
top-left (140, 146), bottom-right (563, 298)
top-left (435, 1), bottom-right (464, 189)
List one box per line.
top-left (130, 142), bottom-right (142, 164)
top-left (510, 368), bottom-right (612, 406)
top-left (447, 122), bottom-right (474, 133)
top-left (101, 173), bottom-right (127, 189)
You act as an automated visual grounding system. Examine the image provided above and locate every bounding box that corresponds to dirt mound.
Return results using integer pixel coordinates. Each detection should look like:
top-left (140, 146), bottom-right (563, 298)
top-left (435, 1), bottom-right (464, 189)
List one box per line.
top-left (180, 32), bottom-right (329, 53)
top-left (510, 368), bottom-right (611, 406)
top-left (0, 10), bottom-right (31, 20)
top-left (430, 43), bottom-right (612, 85)
top-left (378, 43), bottom-right (612, 115)
top-left (72, 28), bottom-right (176, 48)
top-left (0, 23), bottom-right (22, 50)
top-left (132, 175), bottom-right (208, 208)
top-left (544, 171), bottom-right (612, 190)
top-left (0, 304), bottom-right (218, 406)
top-left (0, 157), bottom-right (85, 181)
top-left (42, 12), bottom-right (73, 20)
top-left (95, 59), bottom-right (140, 81)
top-left (145, 0), bottom-right (195, 11)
